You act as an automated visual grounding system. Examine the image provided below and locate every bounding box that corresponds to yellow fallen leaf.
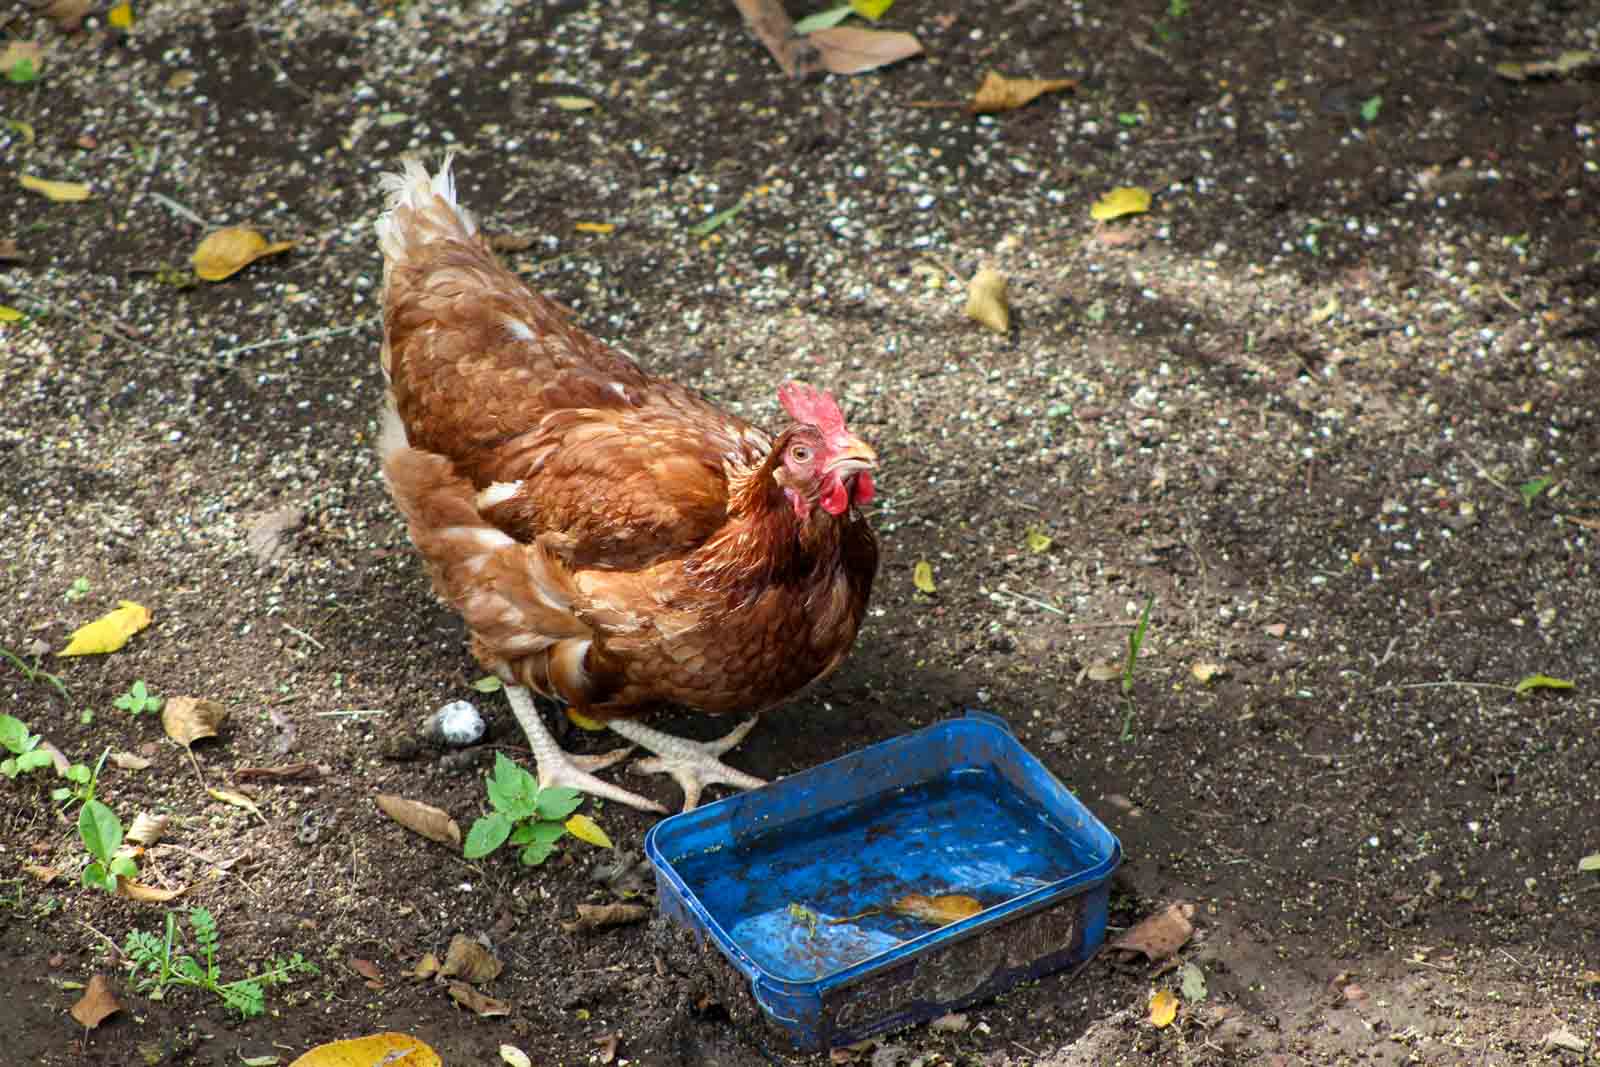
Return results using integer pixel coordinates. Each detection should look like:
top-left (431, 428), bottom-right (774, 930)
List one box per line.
top-left (565, 813), bottom-right (613, 849)
top-left (1149, 988), bottom-right (1178, 1028)
top-left (1091, 186), bottom-right (1152, 221)
top-left (60, 600), bottom-right (151, 656)
top-left (191, 226), bottom-right (294, 282)
top-left (20, 174), bottom-right (93, 203)
top-left (892, 893), bottom-right (983, 925)
top-left (565, 708), bottom-right (608, 731)
top-left (849, 0), bottom-right (894, 18)
top-left (970, 71), bottom-right (1077, 113)
top-left (549, 95), bottom-right (596, 111)
top-left (965, 267), bottom-right (1010, 334)
top-left (1025, 528), bottom-right (1053, 554)
top-left (1190, 662), bottom-right (1224, 683)
top-left (573, 221), bottom-right (615, 235)
top-left (4, 118), bottom-right (35, 144)
top-left (912, 560), bottom-right (936, 594)
top-left (0, 305), bottom-right (24, 322)
top-left (107, 1), bottom-right (133, 29)
top-left (289, 1033), bottom-right (441, 1067)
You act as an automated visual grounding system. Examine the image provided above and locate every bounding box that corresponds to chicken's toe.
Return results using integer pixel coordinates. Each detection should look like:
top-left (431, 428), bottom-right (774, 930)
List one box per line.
top-left (504, 685), bottom-right (667, 814)
top-left (608, 717), bottom-right (768, 811)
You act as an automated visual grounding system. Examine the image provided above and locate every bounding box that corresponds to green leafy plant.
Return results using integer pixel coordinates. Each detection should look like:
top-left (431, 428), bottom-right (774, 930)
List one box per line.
top-left (124, 907), bottom-right (318, 1019)
top-left (463, 753), bottom-right (582, 866)
top-left (1120, 595), bottom-right (1155, 741)
top-left (113, 679), bottom-right (162, 716)
top-left (0, 645), bottom-right (70, 701)
top-left (74, 748), bottom-right (136, 892)
top-left (65, 577), bottom-right (91, 602)
top-left (1359, 95), bottom-right (1383, 123)
top-left (1518, 475), bottom-right (1553, 508)
top-left (0, 714), bottom-right (53, 778)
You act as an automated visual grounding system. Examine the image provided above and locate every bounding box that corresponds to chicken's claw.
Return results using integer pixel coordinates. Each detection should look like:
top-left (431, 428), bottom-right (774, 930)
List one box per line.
top-left (609, 716), bottom-right (768, 811)
top-left (504, 685), bottom-right (668, 814)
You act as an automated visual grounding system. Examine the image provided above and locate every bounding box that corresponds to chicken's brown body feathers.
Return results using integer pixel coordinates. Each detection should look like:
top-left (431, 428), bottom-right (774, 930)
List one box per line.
top-left (377, 162), bottom-right (877, 724)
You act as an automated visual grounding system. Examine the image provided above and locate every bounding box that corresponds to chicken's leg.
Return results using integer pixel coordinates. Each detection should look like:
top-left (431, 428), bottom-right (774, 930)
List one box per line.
top-left (504, 685), bottom-right (668, 814)
top-left (608, 716), bottom-right (768, 811)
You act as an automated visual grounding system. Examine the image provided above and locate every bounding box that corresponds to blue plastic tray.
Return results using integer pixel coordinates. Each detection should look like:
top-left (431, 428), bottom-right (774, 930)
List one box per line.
top-left (644, 711), bottom-right (1122, 1050)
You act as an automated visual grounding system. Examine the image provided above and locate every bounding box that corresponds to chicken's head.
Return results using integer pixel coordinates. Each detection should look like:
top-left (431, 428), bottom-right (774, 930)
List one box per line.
top-left (775, 381), bottom-right (877, 520)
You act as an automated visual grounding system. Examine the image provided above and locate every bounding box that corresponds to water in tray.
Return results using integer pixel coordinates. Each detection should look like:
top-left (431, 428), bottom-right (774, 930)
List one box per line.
top-left (667, 766), bottom-right (1094, 981)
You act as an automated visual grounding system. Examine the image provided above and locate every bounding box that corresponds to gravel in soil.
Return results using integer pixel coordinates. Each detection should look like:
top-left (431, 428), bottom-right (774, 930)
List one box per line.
top-left (2, 1), bottom-right (1598, 1064)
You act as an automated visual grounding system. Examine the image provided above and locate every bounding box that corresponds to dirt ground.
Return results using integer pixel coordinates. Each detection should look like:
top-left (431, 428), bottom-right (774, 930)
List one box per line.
top-left (3, 0), bottom-right (1599, 1063)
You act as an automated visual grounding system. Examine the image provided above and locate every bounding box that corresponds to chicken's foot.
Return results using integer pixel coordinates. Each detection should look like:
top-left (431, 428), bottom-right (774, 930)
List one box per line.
top-left (609, 716), bottom-right (768, 811)
top-left (504, 685), bottom-right (668, 814)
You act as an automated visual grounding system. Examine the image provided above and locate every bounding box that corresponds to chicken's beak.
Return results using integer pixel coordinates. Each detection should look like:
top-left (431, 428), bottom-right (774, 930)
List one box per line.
top-left (824, 437), bottom-right (878, 479)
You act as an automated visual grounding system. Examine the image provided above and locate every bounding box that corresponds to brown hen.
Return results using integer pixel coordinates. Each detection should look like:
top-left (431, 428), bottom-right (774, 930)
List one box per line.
top-left (374, 158), bottom-right (879, 811)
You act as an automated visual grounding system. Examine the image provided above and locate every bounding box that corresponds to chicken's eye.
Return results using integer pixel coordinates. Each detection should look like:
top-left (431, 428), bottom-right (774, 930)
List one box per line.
top-left (789, 445), bottom-right (811, 463)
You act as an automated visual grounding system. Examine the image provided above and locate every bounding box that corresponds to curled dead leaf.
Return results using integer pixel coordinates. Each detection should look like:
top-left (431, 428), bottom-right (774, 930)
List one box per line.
top-left (207, 788), bottom-right (264, 821)
top-left (288, 1033), bottom-right (441, 1067)
top-left (32, 0), bottom-right (92, 32)
top-left (807, 26), bottom-right (923, 75)
top-left (561, 902), bottom-right (651, 934)
top-left (891, 893), bottom-right (983, 925)
top-left (965, 267), bottom-right (1010, 334)
top-left (594, 1033), bottom-right (620, 1065)
top-left (110, 751), bottom-right (152, 771)
top-left (22, 863), bottom-right (62, 883)
top-left (70, 974), bottom-right (121, 1029)
top-left (438, 934), bottom-right (502, 984)
top-left (499, 1046), bottom-right (533, 1067)
top-left (117, 878), bottom-right (187, 903)
top-left (349, 957), bottom-right (384, 987)
top-left (970, 71), bottom-right (1077, 113)
top-left (191, 227), bottom-right (294, 282)
top-left (162, 696), bottom-right (227, 747)
top-left (447, 981), bottom-right (510, 1017)
top-left (125, 812), bottom-right (169, 846)
top-left (376, 794), bottom-right (462, 848)
top-left (1111, 901), bottom-right (1196, 962)
top-left (19, 174), bottom-right (92, 202)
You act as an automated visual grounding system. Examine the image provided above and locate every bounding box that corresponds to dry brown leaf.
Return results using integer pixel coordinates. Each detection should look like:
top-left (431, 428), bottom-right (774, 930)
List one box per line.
top-left (126, 812), bottom-right (169, 846)
top-left (561, 902), bottom-right (651, 933)
top-left (1111, 901), bottom-right (1196, 962)
top-left (246, 505), bottom-right (305, 565)
top-left (808, 26), bottom-right (923, 75)
top-left (0, 238), bottom-right (22, 262)
top-left (447, 981), bottom-right (510, 1017)
top-left (438, 934), bottom-right (502, 984)
top-left (37, 740), bottom-right (71, 776)
top-left (289, 1033), bottom-right (441, 1067)
top-left (970, 71), bottom-right (1076, 113)
top-left (22, 863), bottom-right (61, 883)
top-left (191, 226), bottom-right (294, 282)
top-left (162, 696), bottom-right (227, 747)
top-left (235, 762), bottom-right (326, 782)
top-left (33, 0), bottom-right (91, 31)
top-left (19, 174), bottom-right (92, 202)
top-left (892, 893), bottom-right (983, 925)
top-left (594, 1033), bottom-right (620, 1065)
top-left (110, 751), bottom-right (152, 771)
top-left (207, 787), bottom-right (264, 820)
top-left (375, 794), bottom-right (462, 848)
top-left (70, 975), bottom-right (121, 1028)
top-left (965, 267), bottom-right (1010, 334)
top-left (349, 957), bottom-right (384, 987)
top-left (116, 878), bottom-right (187, 903)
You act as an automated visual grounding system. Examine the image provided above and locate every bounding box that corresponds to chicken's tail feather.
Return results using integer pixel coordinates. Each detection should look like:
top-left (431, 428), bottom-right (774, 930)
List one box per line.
top-left (375, 153), bottom-right (479, 265)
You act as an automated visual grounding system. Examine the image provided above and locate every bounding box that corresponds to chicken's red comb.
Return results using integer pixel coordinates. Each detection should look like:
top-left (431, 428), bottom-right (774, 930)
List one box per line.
top-left (778, 381), bottom-right (846, 435)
